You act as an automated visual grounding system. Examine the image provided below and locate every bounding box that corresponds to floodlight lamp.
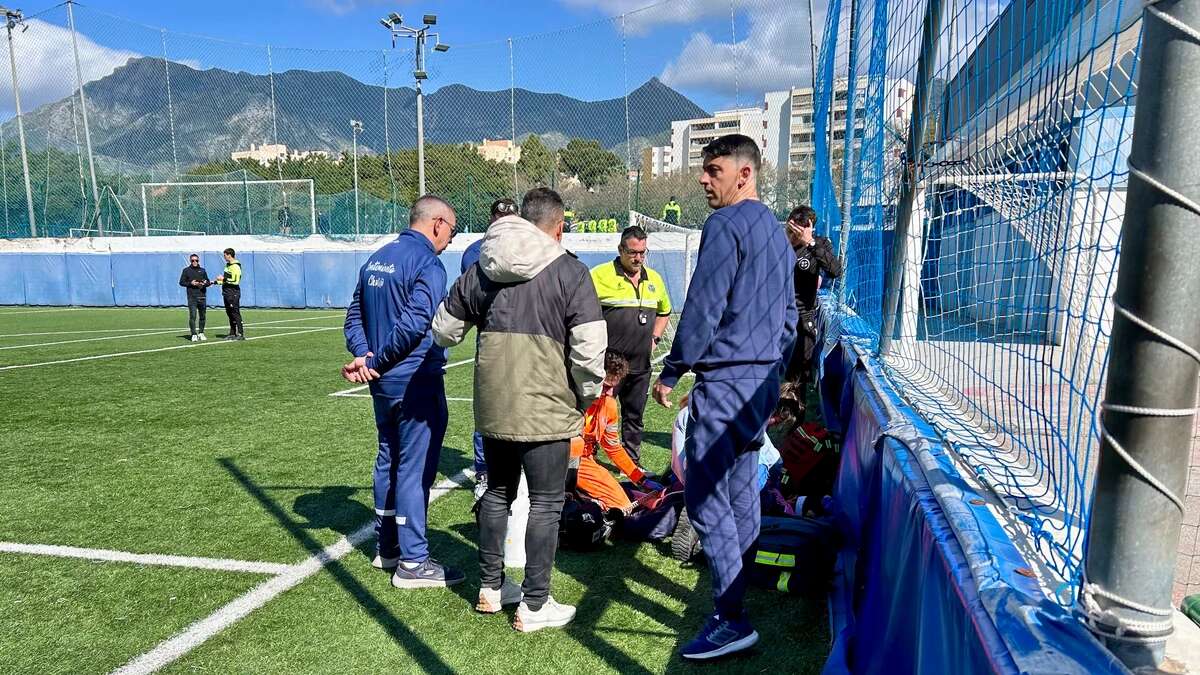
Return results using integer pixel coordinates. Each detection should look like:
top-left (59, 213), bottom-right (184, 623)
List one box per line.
top-left (388, 12), bottom-right (403, 25)
top-left (413, 70), bottom-right (428, 81)
top-left (379, 18), bottom-right (393, 29)
top-left (423, 14), bottom-right (437, 26)
top-left (433, 42), bottom-right (449, 52)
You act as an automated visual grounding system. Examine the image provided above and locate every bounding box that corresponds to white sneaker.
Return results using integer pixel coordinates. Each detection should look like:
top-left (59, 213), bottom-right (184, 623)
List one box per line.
top-left (371, 555), bottom-right (399, 570)
top-left (514, 597), bottom-right (575, 632)
top-left (190, 334), bottom-right (199, 342)
top-left (198, 333), bottom-right (207, 341)
top-left (476, 578), bottom-right (523, 614)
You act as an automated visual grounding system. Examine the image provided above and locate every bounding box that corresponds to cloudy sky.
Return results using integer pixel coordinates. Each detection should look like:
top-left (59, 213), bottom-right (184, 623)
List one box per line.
top-left (0, 0), bottom-right (829, 117)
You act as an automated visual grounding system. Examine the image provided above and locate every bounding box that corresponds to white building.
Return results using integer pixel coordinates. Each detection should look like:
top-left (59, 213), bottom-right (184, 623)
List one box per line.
top-left (666, 78), bottom-right (913, 175)
top-left (641, 145), bottom-right (673, 178)
top-left (231, 143), bottom-right (330, 165)
top-left (476, 139), bottom-right (522, 165)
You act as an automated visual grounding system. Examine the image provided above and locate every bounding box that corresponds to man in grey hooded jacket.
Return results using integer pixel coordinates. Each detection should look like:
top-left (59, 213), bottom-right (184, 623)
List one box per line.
top-left (433, 187), bottom-right (607, 632)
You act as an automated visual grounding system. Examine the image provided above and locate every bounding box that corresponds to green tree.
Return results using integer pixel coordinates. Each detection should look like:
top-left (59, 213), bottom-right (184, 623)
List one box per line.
top-left (516, 135), bottom-right (555, 186)
top-left (558, 138), bottom-right (621, 190)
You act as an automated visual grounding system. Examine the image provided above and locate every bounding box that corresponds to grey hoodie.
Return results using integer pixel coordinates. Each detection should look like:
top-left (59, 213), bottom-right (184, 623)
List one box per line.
top-left (433, 215), bottom-right (607, 442)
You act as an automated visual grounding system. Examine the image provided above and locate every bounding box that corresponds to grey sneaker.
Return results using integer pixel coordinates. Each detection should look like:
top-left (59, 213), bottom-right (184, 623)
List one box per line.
top-left (390, 558), bottom-right (465, 589)
top-left (514, 597), bottom-right (576, 632)
top-left (476, 578), bottom-right (522, 614)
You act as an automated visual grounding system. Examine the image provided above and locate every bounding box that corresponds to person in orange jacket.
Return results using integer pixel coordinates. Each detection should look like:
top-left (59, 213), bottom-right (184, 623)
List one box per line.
top-left (570, 352), bottom-right (664, 513)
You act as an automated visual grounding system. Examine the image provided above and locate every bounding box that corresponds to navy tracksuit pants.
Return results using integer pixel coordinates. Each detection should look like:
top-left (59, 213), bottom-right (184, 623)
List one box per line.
top-left (684, 370), bottom-right (781, 619)
top-left (371, 373), bottom-right (448, 563)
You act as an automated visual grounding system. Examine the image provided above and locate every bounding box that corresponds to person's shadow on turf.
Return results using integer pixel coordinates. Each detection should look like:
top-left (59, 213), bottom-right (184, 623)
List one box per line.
top-left (293, 486), bottom-right (372, 537)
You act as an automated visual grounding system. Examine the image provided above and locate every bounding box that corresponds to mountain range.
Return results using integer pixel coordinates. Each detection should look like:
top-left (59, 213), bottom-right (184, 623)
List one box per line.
top-left (4, 57), bottom-right (708, 171)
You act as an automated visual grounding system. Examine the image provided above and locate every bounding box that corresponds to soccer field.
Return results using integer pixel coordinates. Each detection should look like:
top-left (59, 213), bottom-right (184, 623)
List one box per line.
top-left (0, 306), bottom-right (828, 674)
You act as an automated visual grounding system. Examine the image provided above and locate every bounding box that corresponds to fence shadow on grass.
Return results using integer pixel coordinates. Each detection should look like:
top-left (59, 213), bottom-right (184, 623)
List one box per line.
top-left (219, 456), bottom-right (470, 674)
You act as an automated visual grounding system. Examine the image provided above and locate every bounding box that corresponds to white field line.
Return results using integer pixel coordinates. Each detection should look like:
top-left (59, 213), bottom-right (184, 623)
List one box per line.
top-left (0, 542), bottom-right (293, 575)
top-left (0, 313), bottom-right (342, 340)
top-left (0, 307), bottom-right (88, 316)
top-left (0, 326), bottom-right (341, 372)
top-left (328, 358), bottom-right (476, 398)
top-left (113, 469), bottom-right (472, 675)
top-left (0, 321), bottom-right (341, 352)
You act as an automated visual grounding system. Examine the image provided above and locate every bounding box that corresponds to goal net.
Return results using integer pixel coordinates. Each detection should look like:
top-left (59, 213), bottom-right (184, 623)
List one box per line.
top-left (628, 209), bottom-right (692, 234)
top-left (140, 177), bottom-right (316, 236)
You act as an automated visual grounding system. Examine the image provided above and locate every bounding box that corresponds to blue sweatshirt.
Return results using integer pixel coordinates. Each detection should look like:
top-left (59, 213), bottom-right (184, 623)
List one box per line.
top-left (461, 238), bottom-right (484, 273)
top-left (659, 199), bottom-right (798, 388)
top-left (344, 229), bottom-right (448, 397)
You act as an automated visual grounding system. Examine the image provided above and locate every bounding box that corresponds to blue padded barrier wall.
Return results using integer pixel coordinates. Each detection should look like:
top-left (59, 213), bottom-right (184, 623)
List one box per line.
top-left (0, 254), bottom-right (27, 305)
top-left (0, 246), bottom-right (692, 310)
top-left (66, 253), bottom-right (113, 306)
top-left (22, 254), bottom-right (71, 306)
top-left (819, 310), bottom-right (1125, 674)
top-left (250, 252), bottom-right (304, 308)
top-left (303, 252), bottom-right (358, 308)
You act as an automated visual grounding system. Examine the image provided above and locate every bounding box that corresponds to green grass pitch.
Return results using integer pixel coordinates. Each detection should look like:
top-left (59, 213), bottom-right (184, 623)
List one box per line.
top-left (0, 306), bottom-right (828, 674)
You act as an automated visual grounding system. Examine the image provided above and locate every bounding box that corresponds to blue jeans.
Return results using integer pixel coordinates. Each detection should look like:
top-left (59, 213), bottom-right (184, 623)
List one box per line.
top-left (473, 431), bottom-right (486, 474)
top-left (371, 373), bottom-right (448, 563)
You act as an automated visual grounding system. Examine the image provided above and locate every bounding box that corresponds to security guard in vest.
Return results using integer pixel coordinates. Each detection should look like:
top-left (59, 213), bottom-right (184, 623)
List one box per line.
top-left (590, 225), bottom-right (671, 463)
top-left (214, 247), bottom-right (245, 340)
top-left (564, 207), bottom-right (576, 231)
top-left (661, 196), bottom-right (682, 226)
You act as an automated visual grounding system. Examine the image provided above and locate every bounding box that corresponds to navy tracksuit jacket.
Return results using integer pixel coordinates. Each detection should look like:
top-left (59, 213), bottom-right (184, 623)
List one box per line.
top-left (345, 229), bottom-right (448, 562)
top-left (660, 199), bottom-right (798, 619)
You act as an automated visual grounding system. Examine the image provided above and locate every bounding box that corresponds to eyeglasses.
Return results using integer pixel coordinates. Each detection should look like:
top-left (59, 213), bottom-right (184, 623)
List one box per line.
top-left (620, 248), bottom-right (648, 258)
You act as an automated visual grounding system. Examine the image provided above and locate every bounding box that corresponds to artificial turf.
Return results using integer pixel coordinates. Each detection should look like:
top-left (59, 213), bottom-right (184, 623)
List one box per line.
top-left (0, 306), bottom-right (829, 673)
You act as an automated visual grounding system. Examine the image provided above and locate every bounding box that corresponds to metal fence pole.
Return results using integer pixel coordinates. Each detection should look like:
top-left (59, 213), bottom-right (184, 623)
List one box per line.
top-left (1082, 0), bottom-right (1200, 668)
top-left (836, 0), bottom-right (861, 310)
top-left (67, 1), bottom-right (101, 236)
top-left (878, 0), bottom-right (945, 355)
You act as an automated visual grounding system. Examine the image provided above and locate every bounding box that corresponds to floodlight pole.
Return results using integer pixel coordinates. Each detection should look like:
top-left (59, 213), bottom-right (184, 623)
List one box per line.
top-left (415, 40), bottom-right (425, 197)
top-left (1083, 0), bottom-right (1200, 668)
top-left (382, 13), bottom-right (448, 201)
top-left (66, 1), bottom-right (101, 236)
top-left (2, 6), bottom-right (35, 237)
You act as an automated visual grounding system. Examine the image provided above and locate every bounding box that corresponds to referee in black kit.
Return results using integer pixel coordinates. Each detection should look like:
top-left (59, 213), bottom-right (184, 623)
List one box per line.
top-left (213, 247), bottom-right (245, 341)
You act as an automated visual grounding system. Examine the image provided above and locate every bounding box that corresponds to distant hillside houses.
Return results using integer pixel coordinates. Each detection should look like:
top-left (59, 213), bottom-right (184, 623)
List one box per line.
top-left (231, 143), bottom-right (333, 166)
top-left (475, 139), bottom-right (522, 165)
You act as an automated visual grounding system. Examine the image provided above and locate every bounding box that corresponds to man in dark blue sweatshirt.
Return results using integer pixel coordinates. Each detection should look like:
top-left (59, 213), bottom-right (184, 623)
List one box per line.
top-left (460, 197), bottom-right (518, 504)
top-left (342, 194), bottom-right (464, 589)
top-left (653, 134), bottom-right (798, 660)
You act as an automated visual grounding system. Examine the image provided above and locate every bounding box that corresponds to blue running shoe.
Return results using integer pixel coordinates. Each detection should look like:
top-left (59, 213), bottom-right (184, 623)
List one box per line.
top-left (680, 614), bottom-right (759, 660)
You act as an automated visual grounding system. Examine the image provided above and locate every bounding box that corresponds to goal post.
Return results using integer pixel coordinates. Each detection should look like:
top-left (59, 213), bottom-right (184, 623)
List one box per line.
top-left (139, 178), bottom-right (317, 236)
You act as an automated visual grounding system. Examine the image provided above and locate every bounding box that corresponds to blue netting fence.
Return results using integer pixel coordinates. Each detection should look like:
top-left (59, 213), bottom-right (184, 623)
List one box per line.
top-left (815, 0), bottom-right (1144, 604)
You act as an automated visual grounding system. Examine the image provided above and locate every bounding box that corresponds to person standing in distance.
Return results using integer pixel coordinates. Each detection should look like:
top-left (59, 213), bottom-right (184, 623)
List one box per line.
top-left (433, 187), bottom-right (606, 632)
top-left (179, 254), bottom-right (211, 342)
top-left (460, 197), bottom-right (519, 504)
top-left (589, 225), bottom-right (671, 464)
top-left (778, 205), bottom-right (842, 427)
top-left (213, 248), bottom-right (244, 341)
top-left (652, 134), bottom-right (797, 660)
top-left (661, 196), bottom-right (682, 226)
top-left (342, 195), bottom-right (464, 589)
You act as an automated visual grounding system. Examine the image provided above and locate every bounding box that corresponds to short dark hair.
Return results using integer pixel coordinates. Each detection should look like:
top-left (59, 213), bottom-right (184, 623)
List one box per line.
top-left (189, 253), bottom-right (199, 260)
top-left (701, 134), bottom-right (761, 173)
top-left (410, 195), bottom-right (453, 226)
top-left (620, 225), bottom-right (647, 249)
top-left (788, 206), bottom-right (817, 226)
top-left (520, 187), bottom-right (564, 230)
top-left (604, 351), bottom-right (629, 380)
top-left (490, 198), bottom-right (518, 221)
top-left (223, 248), bottom-right (235, 257)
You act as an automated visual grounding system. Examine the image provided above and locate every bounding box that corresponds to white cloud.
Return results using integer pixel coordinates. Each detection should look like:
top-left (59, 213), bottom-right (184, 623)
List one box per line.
top-left (660, 1), bottom-right (825, 98)
top-left (0, 19), bottom-right (140, 113)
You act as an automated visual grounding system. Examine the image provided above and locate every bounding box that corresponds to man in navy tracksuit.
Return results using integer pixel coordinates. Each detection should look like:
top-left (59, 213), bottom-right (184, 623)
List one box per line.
top-left (342, 195), bottom-right (464, 589)
top-left (653, 134), bottom-right (797, 659)
top-left (460, 198), bottom-right (519, 504)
